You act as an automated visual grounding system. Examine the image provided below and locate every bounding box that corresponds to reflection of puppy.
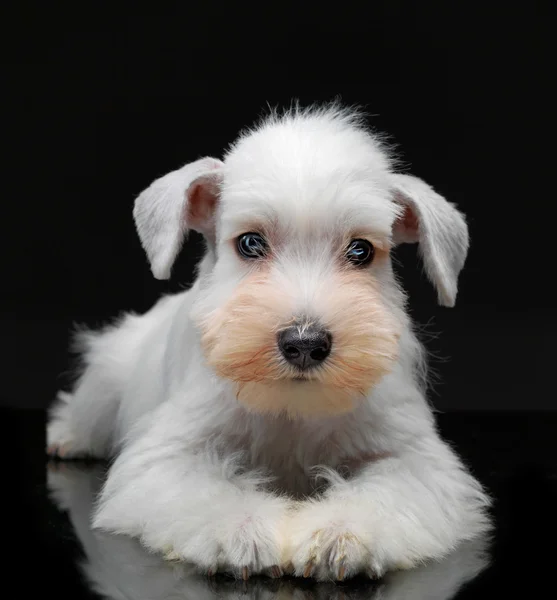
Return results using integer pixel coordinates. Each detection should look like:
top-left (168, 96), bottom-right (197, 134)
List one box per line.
top-left (47, 105), bottom-right (490, 580)
top-left (47, 464), bottom-right (490, 600)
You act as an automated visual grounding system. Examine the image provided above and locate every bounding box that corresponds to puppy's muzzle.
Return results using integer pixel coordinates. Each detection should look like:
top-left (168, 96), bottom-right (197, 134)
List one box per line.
top-left (277, 324), bottom-right (332, 371)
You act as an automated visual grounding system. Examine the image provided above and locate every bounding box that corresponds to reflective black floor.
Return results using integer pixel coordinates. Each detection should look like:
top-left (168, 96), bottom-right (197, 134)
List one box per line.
top-left (7, 409), bottom-right (557, 598)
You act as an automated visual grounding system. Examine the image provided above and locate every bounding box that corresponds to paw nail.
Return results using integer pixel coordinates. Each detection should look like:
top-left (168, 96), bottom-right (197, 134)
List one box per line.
top-left (242, 566), bottom-right (249, 581)
top-left (303, 561), bottom-right (314, 578)
top-left (271, 565), bottom-right (283, 578)
top-left (337, 563), bottom-right (346, 581)
top-left (283, 561), bottom-right (294, 575)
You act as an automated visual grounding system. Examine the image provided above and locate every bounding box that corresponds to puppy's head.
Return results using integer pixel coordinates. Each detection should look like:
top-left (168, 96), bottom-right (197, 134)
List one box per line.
top-left (133, 106), bottom-right (469, 418)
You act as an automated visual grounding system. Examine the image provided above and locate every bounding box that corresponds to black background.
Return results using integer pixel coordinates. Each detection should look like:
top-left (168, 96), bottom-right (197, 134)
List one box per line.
top-left (2, 2), bottom-right (553, 409)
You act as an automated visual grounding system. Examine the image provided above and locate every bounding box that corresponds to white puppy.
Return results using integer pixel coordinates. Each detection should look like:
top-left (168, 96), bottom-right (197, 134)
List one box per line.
top-left (47, 105), bottom-right (491, 581)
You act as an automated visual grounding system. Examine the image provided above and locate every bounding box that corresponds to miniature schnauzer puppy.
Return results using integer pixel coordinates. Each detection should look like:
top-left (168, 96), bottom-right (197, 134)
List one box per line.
top-left (47, 105), bottom-right (491, 581)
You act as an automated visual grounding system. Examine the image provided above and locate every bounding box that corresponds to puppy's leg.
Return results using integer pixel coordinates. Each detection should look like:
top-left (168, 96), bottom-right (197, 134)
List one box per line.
top-left (47, 323), bottom-right (131, 459)
top-left (93, 402), bottom-right (293, 578)
top-left (47, 367), bottom-right (119, 460)
top-left (47, 310), bottom-right (152, 459)
top-left (287, 432), bottom-right (491, 581)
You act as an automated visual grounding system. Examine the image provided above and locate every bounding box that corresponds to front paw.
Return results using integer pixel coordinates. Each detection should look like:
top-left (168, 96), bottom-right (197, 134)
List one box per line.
top-left (286, 502), bottom-right (386, 581)
top-left (293, 528), bottom-right (370, 582)
top-left (150, 496), bottom-right (290, 579)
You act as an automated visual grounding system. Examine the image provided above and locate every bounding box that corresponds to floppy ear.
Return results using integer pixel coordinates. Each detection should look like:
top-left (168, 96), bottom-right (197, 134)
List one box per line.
top-left (390, 173), bottom-right (469, 307)
top-left (133, 157), bottom-right (224, 279)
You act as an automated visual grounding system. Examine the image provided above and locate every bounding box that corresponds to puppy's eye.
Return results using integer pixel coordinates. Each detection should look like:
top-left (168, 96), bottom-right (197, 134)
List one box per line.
top-left (345, 239), bottom-right (375, 267)
top-left (237, 232), bottom-right (268, 259)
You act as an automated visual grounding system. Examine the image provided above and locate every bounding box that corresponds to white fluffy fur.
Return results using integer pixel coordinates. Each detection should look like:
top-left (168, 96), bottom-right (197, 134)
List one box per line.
top-left (47, 105), bottom-right (490, 581)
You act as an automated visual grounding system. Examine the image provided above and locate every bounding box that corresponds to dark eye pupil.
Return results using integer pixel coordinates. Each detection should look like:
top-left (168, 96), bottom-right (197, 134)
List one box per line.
top-left (346, 239), bottom-right (374, 266)
top-left (238, 233), bottom-right (267, 258)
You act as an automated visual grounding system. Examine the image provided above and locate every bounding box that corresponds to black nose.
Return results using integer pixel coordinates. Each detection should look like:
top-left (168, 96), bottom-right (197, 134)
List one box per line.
top-left (277, 325), bottom-right (332, 370)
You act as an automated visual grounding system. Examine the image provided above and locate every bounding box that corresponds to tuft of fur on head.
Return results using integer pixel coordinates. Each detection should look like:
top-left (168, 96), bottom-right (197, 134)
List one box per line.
top-left (243, 100), bottom-right (370, 138)
top-left (234, 99), bottom-right (399, 166)
top-left (198, 261), bottom-right (401, 418)
top-left (224, 101), bottom-right (398, 183)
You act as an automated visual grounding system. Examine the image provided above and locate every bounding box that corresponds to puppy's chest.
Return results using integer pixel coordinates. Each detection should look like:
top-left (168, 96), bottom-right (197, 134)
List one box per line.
top-left (249, 432), bottom-right (324, 497)
top-left (225, 416), bottom-right (380, 498)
